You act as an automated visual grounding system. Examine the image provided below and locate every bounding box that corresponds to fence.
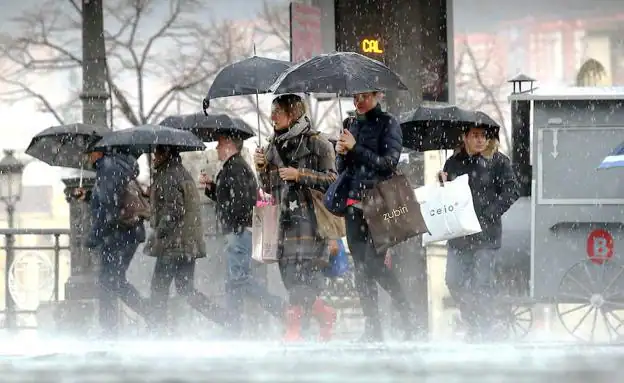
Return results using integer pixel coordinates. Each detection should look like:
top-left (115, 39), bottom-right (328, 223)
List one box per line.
top-left (0, 228), bottom-right (70, 330)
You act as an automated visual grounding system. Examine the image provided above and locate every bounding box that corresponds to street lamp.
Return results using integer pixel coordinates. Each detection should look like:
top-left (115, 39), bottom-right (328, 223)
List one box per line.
top-left (0, 150), bottom-right (24, 227)
top-left (0, 149), bottom-right (24, 331)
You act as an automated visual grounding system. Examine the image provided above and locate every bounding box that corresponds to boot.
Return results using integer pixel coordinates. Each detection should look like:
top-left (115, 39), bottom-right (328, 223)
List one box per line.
top-left (284, 306), bottom-right (304, 342)
top-left (356, 318), bottom-right (383, 343)
top-left (311, 298), bottom-right (337, 342)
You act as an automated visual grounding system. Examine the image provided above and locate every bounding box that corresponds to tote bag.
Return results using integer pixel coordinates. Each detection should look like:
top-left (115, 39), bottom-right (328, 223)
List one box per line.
top-left (251, 205), bottom-right (280, 263)
top-left (415, 174), bottom-right (482, 245)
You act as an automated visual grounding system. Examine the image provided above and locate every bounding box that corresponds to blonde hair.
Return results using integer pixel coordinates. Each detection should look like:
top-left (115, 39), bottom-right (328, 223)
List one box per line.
top-left (454, 138), bottom-right (499, 159)
top-left (481, 138), bottom-right (499, 159)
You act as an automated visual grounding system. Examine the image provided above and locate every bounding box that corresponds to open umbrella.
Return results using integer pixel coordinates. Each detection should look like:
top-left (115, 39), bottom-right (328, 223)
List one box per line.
top-left (203, 52), bottom-right (292, 145)
top-left (598, 142), bottom-right (624, 169)
top-left (400, 105), bottom-right (500, 151)
top-left (90, 124), bottom-right (205, 153)
top-left (206, 55), bottom-right (292, 100)
top-left (269, 52), bottom-right (408, 95)
top-left (160, 113), bottom-right (255, 142)
top-left (25, 123), bottom-right (109, 170)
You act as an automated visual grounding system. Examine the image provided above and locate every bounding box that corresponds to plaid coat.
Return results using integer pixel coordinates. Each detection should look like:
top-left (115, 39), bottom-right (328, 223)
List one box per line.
top-left (257, 120), bottom-right (337, 264)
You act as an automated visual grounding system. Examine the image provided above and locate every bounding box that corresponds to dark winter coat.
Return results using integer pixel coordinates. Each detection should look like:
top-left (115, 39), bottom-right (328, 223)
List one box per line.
top-left (146, 155), bottom-right (206, 259)
top-left (257, 116), bottom-right (337, 264)
top-left (205, 153), bottom-right (257, 234)
top-left (336, 104), bottom-right (402, 200)
top-left (86, 153), bottom-right (146, 250)
top-left (443, 149), bottom-right (519, 249)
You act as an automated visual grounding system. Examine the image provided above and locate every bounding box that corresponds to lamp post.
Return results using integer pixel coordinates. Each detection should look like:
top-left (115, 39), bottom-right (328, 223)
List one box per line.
top-left (0, 150), bottom-right (24, 331)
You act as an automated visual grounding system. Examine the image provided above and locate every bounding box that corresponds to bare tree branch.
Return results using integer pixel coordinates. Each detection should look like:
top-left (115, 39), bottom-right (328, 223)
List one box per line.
top-left (454, 39), bottom-right (511, 151)
top-left (0, 0), bottom-right (254, 130)
top-left (254, 0), bottom-right (289, 52)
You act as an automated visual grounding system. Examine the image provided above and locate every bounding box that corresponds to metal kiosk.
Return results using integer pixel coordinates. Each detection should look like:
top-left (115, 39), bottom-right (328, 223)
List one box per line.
top-left (498, 85), bottom-right (624, 343)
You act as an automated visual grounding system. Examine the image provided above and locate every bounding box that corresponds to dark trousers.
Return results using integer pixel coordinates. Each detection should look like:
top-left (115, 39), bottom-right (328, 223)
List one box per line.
top-left (150, 255), bottom-right (227, 333)
top-left (345, 207), bottom-right (413, 338)
top-left (445, 247), bottom-right (496, 336)
top-left (279, 260), bottom-right (324, 310)
top-left (98, 241), bottom-right (147, 336)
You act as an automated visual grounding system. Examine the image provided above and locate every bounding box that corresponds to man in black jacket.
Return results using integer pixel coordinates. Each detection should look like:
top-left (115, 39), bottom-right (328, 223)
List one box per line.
top-left (336, 92), bottom-right (414, 342)
top-left (200, 134), bottom-right (286, 337)
top-left (440, 126), bottom-right (519, 341)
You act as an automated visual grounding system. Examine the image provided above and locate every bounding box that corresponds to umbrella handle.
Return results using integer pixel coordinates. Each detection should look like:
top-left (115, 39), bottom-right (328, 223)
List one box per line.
top-left (202, 98), bottom-right (210, 116)
top-left (79, 166), bottom-right (84, 188)
top-left (336, 93), bottom-right (343, 138)
top-left (256, 92), bottom-right (262, 146)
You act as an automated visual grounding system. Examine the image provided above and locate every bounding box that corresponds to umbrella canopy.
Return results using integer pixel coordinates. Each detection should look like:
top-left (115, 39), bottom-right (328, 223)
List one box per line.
top-left (160, 113), bottom-right (255, 142)
top-left (25, 123), bottom-right (109, 170)
top-left (598, 142), bottom-right (624, 169)
top-left (269, 52), bottom-right (408, 95)
top-left (90, 124), bottom-right (206, 153)
top-left (400, 105), bottom-right (500, 151)
top-left (206, 56), bottom-right (292, 100)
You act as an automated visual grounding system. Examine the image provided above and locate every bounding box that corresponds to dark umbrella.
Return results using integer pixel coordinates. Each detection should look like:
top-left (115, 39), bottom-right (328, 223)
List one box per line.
top-left (269, 52), bottom-right (408, 95)
top-left (205, 56), bottom-right (292, 100)
top-left (203, 53), bottom-right (292, 145)
top-left (160, 113), bottom-right (255, 142)
top-left (90, 124), bottom-right (206, 153)
top-left (25, 123), bottom-right (109, 170)
top-left (400, 105), bottom-right (500, 151)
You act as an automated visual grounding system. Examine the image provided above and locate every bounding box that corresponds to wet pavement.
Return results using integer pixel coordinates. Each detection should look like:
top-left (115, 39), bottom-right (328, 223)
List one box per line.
top-left (0, 340), bottom-right (622, 382)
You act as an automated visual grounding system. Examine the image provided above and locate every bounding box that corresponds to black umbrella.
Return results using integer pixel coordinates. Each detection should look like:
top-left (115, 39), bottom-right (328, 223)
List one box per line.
top-left (203, 53), bottom-right (292, 145)
top-left (205, 56), bottom-right (292, 100)
top-left (90, 124), bottom-right (206, 153)
top-left (400, 105), bottom-right (500, 152)
top-left (269, 52), bottom-right (408, 95)
top-left (25, 123), bottom-right (109, 170)
top-left (160, 113), bottom-right (255, 142)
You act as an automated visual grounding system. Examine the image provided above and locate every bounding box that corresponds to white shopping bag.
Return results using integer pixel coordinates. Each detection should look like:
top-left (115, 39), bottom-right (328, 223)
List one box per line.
top-left (251, 205), bottom-right (280, 263)
top-left (414, 174), bottom-right (482, 245)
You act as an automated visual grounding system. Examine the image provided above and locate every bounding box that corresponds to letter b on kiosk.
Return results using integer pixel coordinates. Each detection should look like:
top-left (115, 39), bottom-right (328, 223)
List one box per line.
top-left (361, 39), bottom-right (383, 54)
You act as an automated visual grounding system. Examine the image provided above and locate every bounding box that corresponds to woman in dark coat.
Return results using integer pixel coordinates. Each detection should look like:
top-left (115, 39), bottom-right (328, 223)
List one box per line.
top-left (253, 94), bottom-right (338, 341)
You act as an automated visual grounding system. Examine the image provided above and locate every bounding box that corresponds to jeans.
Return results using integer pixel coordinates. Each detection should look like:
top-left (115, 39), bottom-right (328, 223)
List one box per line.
top-left (345, 207), bottom-right (413, 338)
top-left (445, 247), bottom-right (497, 335)
top-left (98, 241), bottom-right (147, 336)
top-left (150, 255), bottom-right (227, 333)
top-left (225, 230), bottom-right (286, 333)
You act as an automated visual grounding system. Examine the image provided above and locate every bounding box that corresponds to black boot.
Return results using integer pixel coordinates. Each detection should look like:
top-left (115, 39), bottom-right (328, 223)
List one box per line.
top-left (356, 318), bottom-right (384, 342)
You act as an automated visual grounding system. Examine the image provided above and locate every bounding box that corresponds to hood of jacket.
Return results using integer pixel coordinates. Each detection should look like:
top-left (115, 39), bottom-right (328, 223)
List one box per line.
top-left (96, 152), bottom-right (139, 179)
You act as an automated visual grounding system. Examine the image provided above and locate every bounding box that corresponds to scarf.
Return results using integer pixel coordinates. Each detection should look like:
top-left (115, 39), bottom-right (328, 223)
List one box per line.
top-left (273, 116), bottom-right (311, 147)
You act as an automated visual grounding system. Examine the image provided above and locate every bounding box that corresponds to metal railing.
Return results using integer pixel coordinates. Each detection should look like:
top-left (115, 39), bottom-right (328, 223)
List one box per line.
top-left (0, 228), bottom-right (70, 330)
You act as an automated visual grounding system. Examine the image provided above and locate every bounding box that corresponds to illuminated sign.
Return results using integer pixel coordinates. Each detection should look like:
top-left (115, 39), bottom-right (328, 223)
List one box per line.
top-left (360, 39), bottom-right (383, 54)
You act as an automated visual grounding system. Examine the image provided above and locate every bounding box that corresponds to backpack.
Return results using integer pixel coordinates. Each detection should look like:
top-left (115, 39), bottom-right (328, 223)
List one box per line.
top-left (119, 179), bottom-right (151, 227)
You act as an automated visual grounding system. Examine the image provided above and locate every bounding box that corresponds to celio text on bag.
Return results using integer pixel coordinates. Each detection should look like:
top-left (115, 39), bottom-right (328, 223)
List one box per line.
top-left (430, 204), bottom-right (455, 216)
top-left (383, 206), bottom-right (408, 221)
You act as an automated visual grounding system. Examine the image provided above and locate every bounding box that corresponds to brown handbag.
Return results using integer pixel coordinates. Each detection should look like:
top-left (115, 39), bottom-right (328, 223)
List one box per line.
top-left (309, 189), bottom-right (346, 239)
top-left (361, 173), bottom-right (428, 254)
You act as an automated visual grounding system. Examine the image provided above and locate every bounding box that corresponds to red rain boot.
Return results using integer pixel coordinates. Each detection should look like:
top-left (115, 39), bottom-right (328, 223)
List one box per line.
top-left (284, 306), bottom-right (304, 342)
top-left (312, 298), bottom-right (337, 342)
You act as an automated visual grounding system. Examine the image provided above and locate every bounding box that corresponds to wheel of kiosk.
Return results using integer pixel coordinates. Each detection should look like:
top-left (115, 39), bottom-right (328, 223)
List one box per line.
top-left (555, 258), bottom-right (624, 343)
top-left (498, 304), bottom-right (534, 341)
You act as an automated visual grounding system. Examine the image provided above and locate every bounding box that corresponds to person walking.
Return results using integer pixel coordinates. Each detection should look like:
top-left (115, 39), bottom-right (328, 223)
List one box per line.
top-left (200, 132), bottom-right (287, 338)
top-left (80, 146), bottom-right (150, 338)
top-left (440, 130), bottom-right (518, 341)
top-left (145, 145), bottom-right (227, 336)
top-left (253, 94), bottom-right (338, 342)
top-left (335, 91), bottom-right (414, 342)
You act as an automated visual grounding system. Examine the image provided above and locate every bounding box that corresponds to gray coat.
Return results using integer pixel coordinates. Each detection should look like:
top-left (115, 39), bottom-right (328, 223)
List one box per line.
top-left (146, 156), bottom-right (206, 259)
